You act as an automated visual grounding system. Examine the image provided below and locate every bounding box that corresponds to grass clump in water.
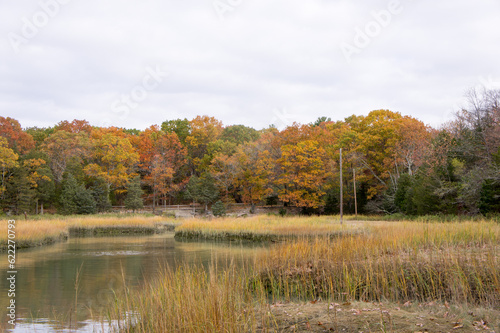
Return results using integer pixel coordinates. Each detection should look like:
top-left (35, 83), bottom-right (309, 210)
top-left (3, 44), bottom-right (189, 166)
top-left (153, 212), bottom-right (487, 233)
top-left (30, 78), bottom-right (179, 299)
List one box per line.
top-left (175, 216), bottom-right (362, 241)
top-left (0, 215), bottom-right (170, 251)
top-left (106, 263), bottom-right (267, 333)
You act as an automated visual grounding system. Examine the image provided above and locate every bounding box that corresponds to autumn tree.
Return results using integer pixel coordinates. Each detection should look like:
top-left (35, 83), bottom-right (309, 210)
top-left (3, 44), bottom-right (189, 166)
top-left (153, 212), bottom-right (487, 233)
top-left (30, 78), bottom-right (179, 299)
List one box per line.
top-left (23, 156), bottom-right (54, 214)
top-left (84, 129), bottom-right (139, 195)
top-left (137, 126), bottom-right (188, 209)
top-left (210, 153), bottom-right (238, 202)
top-left (41, 130), bottom-right (90, 183)
top-left (185, 116), bottom-right (223, 174)
top-left (349, 110), bottom-right (402, 200)
top-left (0, 137), bottom-right (18, 203)
top-left (0, 117), bottom-right (35, 154)
top-left (55, 119), bottom-right (92, 134)
top-left (393, 117), bottom-right (433, 176)
top-left (233, 142), bottom-right (275, 212)
top-left (276, 140), bottom-right (330, 209)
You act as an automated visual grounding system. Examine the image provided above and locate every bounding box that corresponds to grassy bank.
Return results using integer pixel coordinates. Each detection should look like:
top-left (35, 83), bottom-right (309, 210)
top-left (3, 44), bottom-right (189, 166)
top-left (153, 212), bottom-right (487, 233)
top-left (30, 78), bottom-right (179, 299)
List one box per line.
top-left (255, 221), bottom-right (500, 305)
top-left (0, 215), bottom-right (171, 251)
top-left (105, 219), bottom-right (500, 332)
top-left (175, 216), bottom-right (362, 241)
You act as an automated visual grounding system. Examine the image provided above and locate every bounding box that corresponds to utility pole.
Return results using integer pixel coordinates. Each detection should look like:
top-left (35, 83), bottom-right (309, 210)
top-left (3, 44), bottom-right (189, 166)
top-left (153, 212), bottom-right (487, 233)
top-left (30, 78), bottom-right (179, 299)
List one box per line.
top-left (340, 148), bottom-right (343, 225)
top-left (353, 168), bottom-right (358, 218)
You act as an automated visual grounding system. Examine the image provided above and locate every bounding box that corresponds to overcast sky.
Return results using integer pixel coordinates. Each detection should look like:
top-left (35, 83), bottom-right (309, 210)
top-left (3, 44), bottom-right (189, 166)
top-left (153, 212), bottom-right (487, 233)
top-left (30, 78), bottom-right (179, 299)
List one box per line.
top-left (1, 0), bottom-right (499, 131)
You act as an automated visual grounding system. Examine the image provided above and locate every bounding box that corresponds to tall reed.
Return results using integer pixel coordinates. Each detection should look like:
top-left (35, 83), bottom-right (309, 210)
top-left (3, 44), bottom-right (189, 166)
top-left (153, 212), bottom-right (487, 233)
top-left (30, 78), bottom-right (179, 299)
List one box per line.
top-left (255, 221), bottom-right (500, 306)
top-left (107, 262), bottom-right (266, 333)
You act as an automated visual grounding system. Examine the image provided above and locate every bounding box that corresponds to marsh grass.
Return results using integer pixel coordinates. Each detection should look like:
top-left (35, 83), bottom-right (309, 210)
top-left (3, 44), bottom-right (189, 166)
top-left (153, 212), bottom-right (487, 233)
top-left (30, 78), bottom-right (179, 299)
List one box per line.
top-left (255, 221), bottom-right (500, 307)
top-left (175, 216), bottom-right (362, 241)
top-left (106, 262), bottom-right (268, 333)
top-left (104, 219), bottom-right (500, 332)
top-left (0, 215), bottom-right (167, 251)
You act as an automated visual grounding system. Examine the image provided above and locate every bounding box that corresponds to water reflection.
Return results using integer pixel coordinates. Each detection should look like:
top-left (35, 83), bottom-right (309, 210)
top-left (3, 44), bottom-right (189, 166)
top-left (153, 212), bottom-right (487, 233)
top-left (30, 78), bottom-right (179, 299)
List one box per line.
top-left (0, 233), bottom-right (266, 332)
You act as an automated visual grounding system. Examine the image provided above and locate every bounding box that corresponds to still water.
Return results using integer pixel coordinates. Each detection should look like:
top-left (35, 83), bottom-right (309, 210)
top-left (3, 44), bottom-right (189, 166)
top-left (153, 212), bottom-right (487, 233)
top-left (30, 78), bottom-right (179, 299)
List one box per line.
top-left (0, 233), bottom-right (266, 332)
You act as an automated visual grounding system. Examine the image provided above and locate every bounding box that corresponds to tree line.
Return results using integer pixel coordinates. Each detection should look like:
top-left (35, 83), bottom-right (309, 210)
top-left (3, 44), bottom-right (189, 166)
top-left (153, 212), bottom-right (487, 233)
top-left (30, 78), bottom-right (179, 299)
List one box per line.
top-left (1, 88), bottom-right (499, 216)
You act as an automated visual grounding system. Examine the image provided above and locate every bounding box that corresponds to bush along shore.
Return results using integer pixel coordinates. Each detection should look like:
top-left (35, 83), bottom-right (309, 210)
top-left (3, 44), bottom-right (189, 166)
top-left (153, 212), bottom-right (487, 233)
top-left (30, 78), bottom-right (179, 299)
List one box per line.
top-left (103, 218), bottom-right (500, 332)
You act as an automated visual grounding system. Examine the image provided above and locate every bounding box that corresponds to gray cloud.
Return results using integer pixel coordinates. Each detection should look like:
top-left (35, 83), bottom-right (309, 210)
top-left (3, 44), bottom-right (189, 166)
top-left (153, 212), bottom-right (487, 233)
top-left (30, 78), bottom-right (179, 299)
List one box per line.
top-left (1, 0), bottom-right (499, 130)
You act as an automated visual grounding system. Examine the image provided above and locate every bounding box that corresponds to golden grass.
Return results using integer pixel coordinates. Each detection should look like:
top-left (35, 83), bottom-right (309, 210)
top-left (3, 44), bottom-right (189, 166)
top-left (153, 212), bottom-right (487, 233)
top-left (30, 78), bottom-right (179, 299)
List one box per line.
top-left (255, 221), bottom-right (500, 306)
top-left (106, 220), bottom-right (500, 332)
top-left (0, 219), bottom-right (68, 249)
top-left (107, 263), bottom-right (263, 333)
top-left (103, 219), bottom-right (500, 332)
top-left (175, 215), bottom-right (362, 241)
top-left (0, 215), bottom-right (167, 250)
top-left (67, 215), bottom-right (164, 228)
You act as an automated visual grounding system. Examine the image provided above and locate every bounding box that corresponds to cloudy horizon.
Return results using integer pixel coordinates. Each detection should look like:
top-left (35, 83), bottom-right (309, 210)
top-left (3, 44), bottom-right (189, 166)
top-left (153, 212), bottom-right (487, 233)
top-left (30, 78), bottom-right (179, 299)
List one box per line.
top-left (1, 0), bottom-right (499, 131)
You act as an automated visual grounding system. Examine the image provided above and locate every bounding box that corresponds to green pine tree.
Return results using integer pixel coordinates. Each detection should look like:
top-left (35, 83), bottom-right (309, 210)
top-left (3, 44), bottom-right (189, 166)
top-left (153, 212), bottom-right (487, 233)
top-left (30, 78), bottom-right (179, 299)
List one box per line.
top-left (124, 176), bottom-right (144, 212)
top-left (91, 180), bottom-right (112, 213)
top-left (212, 200), bottom-right (226, 217)
top-left (75, 185), bottom-right (97, 215)
top-left (7, 166), bottom-right (34, 215)
top-left (185, 174), bottom-right (219, 213)
top-left (59, 173), bottom-right (79, 215)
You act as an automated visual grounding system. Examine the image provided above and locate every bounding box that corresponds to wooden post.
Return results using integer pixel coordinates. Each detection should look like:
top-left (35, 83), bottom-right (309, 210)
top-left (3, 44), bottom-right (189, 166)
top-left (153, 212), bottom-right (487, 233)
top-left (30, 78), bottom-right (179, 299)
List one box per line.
top-left (340, 148), bottom-right (343, 225)
top-left (353, 168), bottom-right (358, 218)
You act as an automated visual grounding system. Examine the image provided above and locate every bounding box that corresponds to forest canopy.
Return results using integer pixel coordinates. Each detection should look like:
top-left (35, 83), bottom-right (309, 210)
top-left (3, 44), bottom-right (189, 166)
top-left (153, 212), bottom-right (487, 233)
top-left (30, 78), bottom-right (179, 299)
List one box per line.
top-left (1, 88), bottom-right (499, 216)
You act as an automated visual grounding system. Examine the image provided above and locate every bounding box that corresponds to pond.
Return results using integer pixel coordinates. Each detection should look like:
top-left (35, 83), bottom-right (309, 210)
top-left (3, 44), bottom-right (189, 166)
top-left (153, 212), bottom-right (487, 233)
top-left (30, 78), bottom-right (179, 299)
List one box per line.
top-left (0, 233), bottom-right (266, 332)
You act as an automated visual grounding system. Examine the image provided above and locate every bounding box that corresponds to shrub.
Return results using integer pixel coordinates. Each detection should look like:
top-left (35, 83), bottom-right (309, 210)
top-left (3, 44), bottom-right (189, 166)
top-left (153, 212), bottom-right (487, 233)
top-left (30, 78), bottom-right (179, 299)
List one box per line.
top-left (212, 200), bottom-right (226, 217)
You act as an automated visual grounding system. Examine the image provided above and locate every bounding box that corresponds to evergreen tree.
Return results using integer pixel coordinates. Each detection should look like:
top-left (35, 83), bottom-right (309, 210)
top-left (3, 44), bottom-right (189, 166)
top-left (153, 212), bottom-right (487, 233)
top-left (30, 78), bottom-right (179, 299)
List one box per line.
top-left (185, 174), bottom-right (219, 212)
top-left (59, 173), bottom-right (79, 215)
top-left (323, 189), bottom-right (338, 215)
top-left (212, 200), bottom-right (226, 217)
top-left (91, 180), bottom-right (112, 213)
top-left (124, 176), bottom-right (144, 212)
top-left (6, 166), bottom-right (34, 215)
top-left (75, 185), bottom-right (97, 214)
top-left (34, 166), bottom-right (55, 214)
top-left (394, 174), bottom-right (415, 215)
top-left (479, 180), bottom-right (500, 215)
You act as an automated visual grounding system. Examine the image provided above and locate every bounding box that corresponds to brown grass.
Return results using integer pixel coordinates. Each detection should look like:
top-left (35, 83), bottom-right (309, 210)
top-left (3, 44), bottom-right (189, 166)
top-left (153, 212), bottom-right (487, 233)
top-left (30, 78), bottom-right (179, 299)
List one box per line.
top-left (175, 215), bottom-right (361, 241)
top-left (105, 219), bottom-right (500, 332)
top-left (255, 221), bottom-right (500, 306)
top-left (0, 215), bottom-right (167, 250)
